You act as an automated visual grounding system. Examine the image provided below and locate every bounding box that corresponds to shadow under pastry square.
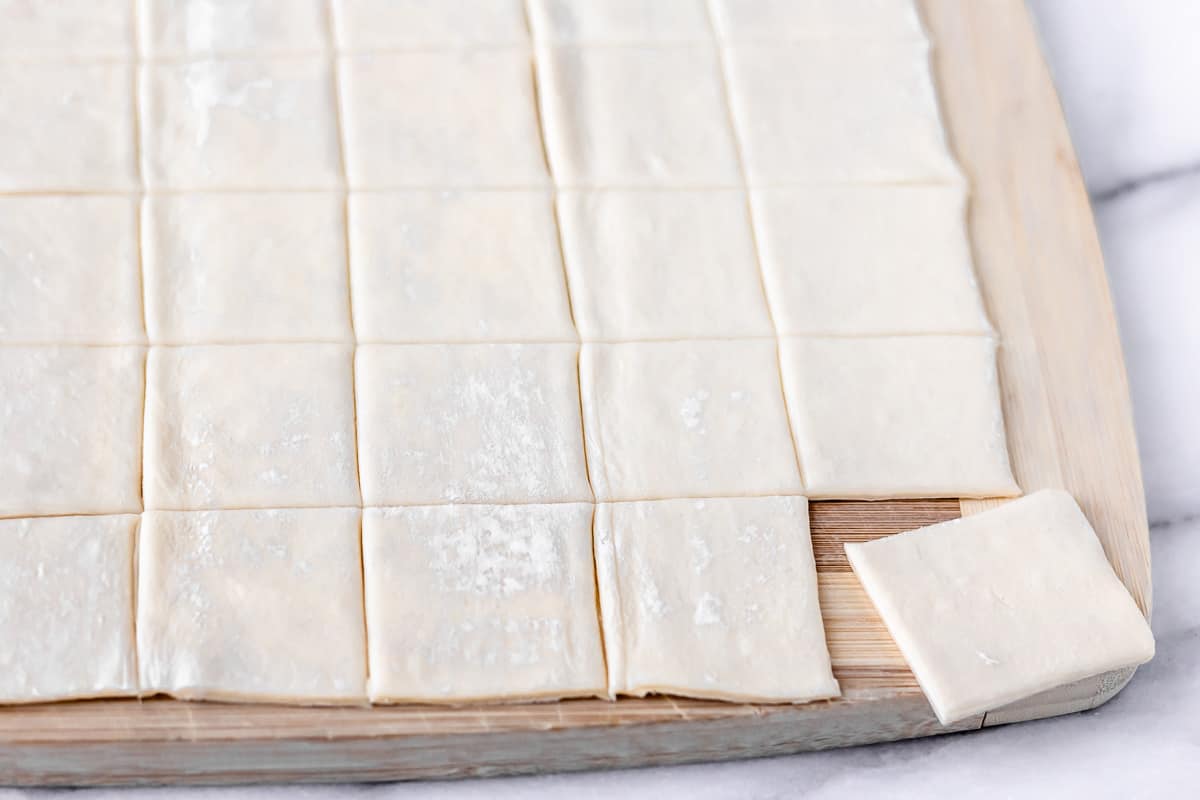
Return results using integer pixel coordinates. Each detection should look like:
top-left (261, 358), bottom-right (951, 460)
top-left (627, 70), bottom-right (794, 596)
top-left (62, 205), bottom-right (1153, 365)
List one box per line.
top-left (338, 49), bottom-right (548, 188)
top-left (143, 193), bottom-right (352, 344)
top-left (139, 57), bottom-right (342, 189)
top-left (348, 191), bottom-right (574, 343)
top-left (580, 340), bottom-right (802, 501)
top-left (355, 343), bottom-right (591, 505)
top-left (363, 503), bottom-right (605, 703)
top-left (0, 514), bottom-right (138, 703)
top-left (594, 496), bottom-right (839, 702)
top-left (137, 508), bottom-right (367, 704)
top-left (779, 336), bottom-right (1019, 498)
top-left (143, 344), bottom-right (361, 510)
top-left (0, 196), bottom-right (143, 345)
top-left (0, 346), bottom-right (145, 517)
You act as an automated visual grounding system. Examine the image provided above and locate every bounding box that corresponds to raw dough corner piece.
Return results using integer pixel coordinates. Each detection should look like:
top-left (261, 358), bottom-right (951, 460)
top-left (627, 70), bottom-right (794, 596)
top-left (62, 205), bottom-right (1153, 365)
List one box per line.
top-left (528, 0), bottom-right (711, 43)
top-left (710, 0), bottom-right (927, 41)
top-left (138, 508), bottom-right (367, 704)
top-left (557, 190), bottom-right (773, 340)
top-left (139, 57), bottom-right (341, 190)
top-left (144, 344), bottom-right (360, 510)
top-left (338, 50), bottom-right (547, 188)
top-left (580, 340), bottom-right (802, 501)
top-left (143, 193), bottom-right (352, 344)
top-left (0, 62), bottom-right (136, 191)
top-left (364, 503), bottom-right (605, 703)
top-left (595, 496), bottom-right (839, 702)
top-left (724, 40), bottom-right (961, 184)
top-left (138, 0), bottom-right (329, 57)
top-left (779, 336), bottom-right (1019, 498)
top-left (355, 343), bottom-right (591, 505)
top-left (348, 191), bottom-right (575, 343)
top-left (752, 185), bottom-right (991, 335)
top-left (0, 346), bottom-right (145, 517)
top-left (0, 0), bottom-right (131, 59)
top-left (0, 515), bottom-right (138, 704)
top-left (844, 490), bottom-right (1155, 724)
top-left (332, 0), bottom-right (528, 50)
top-left (0, 196), bottom-right (143, 345)
top-left (536, 45), bottom-right (742, 187)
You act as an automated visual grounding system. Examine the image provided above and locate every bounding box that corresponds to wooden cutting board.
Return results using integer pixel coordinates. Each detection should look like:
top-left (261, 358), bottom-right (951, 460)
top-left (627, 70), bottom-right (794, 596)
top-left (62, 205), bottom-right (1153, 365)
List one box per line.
top-left (0, 0), bottom-right (1151, 785)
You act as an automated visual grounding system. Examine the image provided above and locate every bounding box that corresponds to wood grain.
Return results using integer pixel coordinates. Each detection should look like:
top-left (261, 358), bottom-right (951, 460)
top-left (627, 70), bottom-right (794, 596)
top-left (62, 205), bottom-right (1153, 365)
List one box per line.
top-left (0, 0), bottom-right (1152, 784)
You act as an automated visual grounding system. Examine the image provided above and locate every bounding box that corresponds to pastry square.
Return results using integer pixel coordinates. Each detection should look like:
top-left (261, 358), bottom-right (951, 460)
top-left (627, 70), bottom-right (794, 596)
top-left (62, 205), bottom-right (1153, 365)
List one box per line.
top-left (138, 0), bottom-right (329, 56)
top-left (0, 196), bottom-right (143, 345)
top-left (356, 344), bottom-right (590, 505)
top-left (710, 0), bottom-right (926, 41)
top-left (580, 340), bottom-right (802, 501)
top-left (144, 344), bottom-right (360, 510)
top-left (0, 346), bottom-right (144, 517)
top-left (0, 0), bottom-right (131, 58)
top-left (332, 0), bottom-right (527, 49)
top-left (557, 190), bottom-right (773, 340)
top-left (140, 58), bottom-right (342, 189)
top-left (537, 46), bottom-right (742, 186)
top-left (845, 490), bottom-right (1155, 724)
top-left (0, 515), bottom-right (138, 703)
top-left (778, 336), bottom-right (1019, 498)
top-left (0, 63), bottom-right (135, 191)
top-left (724, 41), bottom-right (960, 184)
top-left (138, 508), bottom-right (367, 704)
top-left (595, 496), bottom-right (839, 702)
top-left (364, 503), bottom-right (605, 703)
top-left (338, 50), bottom-right (547, 188)
top-left (348, 191), bottom-right (574, 343)
top-left (752, 185), bottom-right (991, 335)
top-left (143, 193), bottom-right (352, 344)
top-left (528, 0), bottom-right (711, 42)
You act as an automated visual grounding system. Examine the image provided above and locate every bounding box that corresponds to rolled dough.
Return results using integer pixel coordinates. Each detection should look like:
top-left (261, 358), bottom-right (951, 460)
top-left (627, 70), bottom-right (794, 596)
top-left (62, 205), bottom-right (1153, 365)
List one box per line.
top-left (332, 0), bottom-right (528, 50)
top-left (143, 344), bottom-right (361, 510)
top-left (528, 0), bottom-right (711, 43)
top-left (595, 496), bottom-right (839, 702)
top-left (139, 0), bottom-right (329, 56)
top-left (364, 503), bottom-right (605, 703)
top-left (0, 514), bottom-right (138, 703)
top-left (710, 0), bottom-right (927, 41)
top-left (845, 490), bottom-right (1155, 724)
top-left (0, 0), bottom-right (131, 58)
top-left (138, 508), bottom-right (367, 704)
top-left (580, 340), bottom-right (802, 501)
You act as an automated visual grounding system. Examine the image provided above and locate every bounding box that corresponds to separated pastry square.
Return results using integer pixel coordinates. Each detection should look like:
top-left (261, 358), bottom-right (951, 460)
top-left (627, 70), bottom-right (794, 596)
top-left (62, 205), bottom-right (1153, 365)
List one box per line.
top-left (528, 0), bottom-right (710, 42)
top-left (845, 490), bottom-right (1155, 724)
top-left (0, 347), bottom-right (144, 517)
top-left (580, 340), bottom-right (802, 501)
top-left (710, 0), bottom-right (927, 41)
top-left (0, 196), bottom-right (143, 345)
top-left (557, 190), bottom-right (773, 340)
top-left (595, 496), bottom-right (839, 702)
top-left (779, 336), bottom-right (1018, 498)
top-left (537, 46), bottom-right (742, 186)
top-left (332, 0), bottom-right (527, 49)
top-left (0, 63), bottom-right (136, 191)
top-left (338, 50), bottom-right (547, 188)
top-left (0, 0), bottom-right (132, 58)
top-left (364, 503), bottom-right (605, 703)
top-left (724, 41), bottom-right (960, 184)
top-left (140, 58), bottom-right (342, 189)
top-left (138, 508), bottom-right (366, 704)
top-left (349, 191), bottom-right (574, 343)
top-left (0, 515), bottom-right (138, 703)
top-left (356, 344), bottom-right (590, 505)
top-left (752, 185), bottom-right (990, 335)
top-left (138, 0), bottom-right (329, 56)
top-left (143, 193), bottom-right (352, 344)
top-left (144, 344), bottom-right (360, 510)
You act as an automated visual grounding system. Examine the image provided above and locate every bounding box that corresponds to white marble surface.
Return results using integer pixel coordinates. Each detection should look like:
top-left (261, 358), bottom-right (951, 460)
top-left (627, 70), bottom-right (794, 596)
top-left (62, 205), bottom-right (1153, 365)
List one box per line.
top-left (5, 1), bottom-right (1198, 797)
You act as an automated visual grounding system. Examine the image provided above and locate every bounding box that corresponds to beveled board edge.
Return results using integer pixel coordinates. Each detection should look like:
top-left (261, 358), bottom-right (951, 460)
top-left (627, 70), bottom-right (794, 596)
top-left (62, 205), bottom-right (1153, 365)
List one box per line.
top-left (0, 0), bottom-right (1151, 785)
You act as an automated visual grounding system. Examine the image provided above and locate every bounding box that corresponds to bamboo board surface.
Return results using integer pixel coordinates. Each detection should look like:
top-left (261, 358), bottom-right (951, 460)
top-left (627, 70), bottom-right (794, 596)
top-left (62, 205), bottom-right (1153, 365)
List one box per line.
top-left (0, 0), bottom-right (1152, 785)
